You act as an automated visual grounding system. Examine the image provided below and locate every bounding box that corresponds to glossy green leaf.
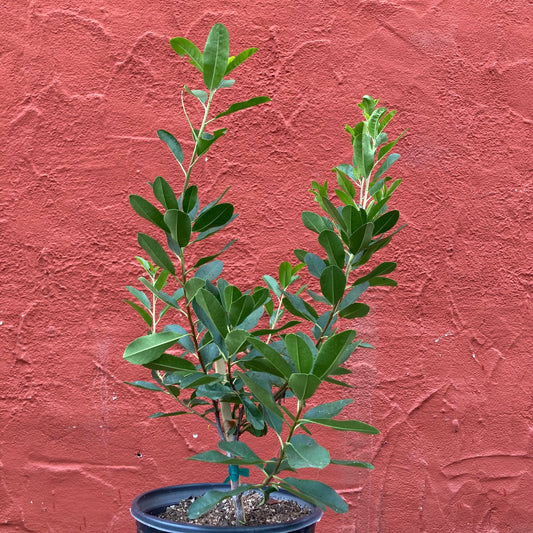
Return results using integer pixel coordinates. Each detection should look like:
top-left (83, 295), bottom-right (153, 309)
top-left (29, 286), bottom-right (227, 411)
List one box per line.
top-left (338, 302), bottom-right (370, 319)
top-left (184, 85), bottom-right (208, 104)
top-left (188, 485), bottom-right (254, 520)
top-left (184, 278), bottom-right (205, 303)
top-left (338, 283), bottom-right (369, 311)
top-left (285, 435), bottom-right (330, 469)
top-left (374, 153), bottom-right (400, 180)
top-left (149, 411), bottom-right (188, 418)
top-left (137, 233), bottom-right (175, 275)
top-left (348, 222), bottom-right (374, 255)
top-left (283, 292), bottom-right (318, 321)
top-left (278, 261), bottom-right (293, 289)
top-left (123, 299), bottom-right (153, 327)
top-left (126, 286), bottom-right (151, 310)
top-left (225, 47), bottom-right (257, 74)
top-left (218, 440), bottom-right (262, 463)
top-left (262, 274), bottom-right (282, 298)
top-left (304, 399), bottom-right (353, 420)
top-left (157, 130), bottom-right (184, 164)
top-left (369, 276), bottom-right (397, 287)
top-left (248, 338), bottom-right (292, 379)
top-left (229, 294), bottom-right (255, 327)
top-left (304, 253), bottom-right (327, 278)
top-left (182, 185), bottom-right (198, 213)
top-left (195, 128), bottom-right (227, 157)
top-left (202, 23), bottom-right (230, 91)
top-left (225, 329), bottom-right (249, 356)
top-left (342, 205), bottom-right (366, 235)
top-left (241, 396), bottom-right (265, 430)
top-left (252, 320), bottom-right (300, 337)
top-left (235, 371), bottom-right (283, 419)
top-left (194, 288), bottom-right (228, 336)
top-left (320, 265), bottom-right (346, 306)
top-left (164, 209), bottom-right (191, 248)
top-left (368, 107), bottom-right (387, 138)
top-left (303, 418), bottom-right (379, 434)
top-left (129, 195), bottom-right (168, 232)
top-left (330, 459), bottom-right (374, 469)
top-left (215, 96), bottom-right (271, 119)
top-left (354, 262), bottom-right (396, 285)
top-left (143, 353), bottom-right (197, 373)
top-left (378, 109), bottom-right (396, 132)
top-left (302, 211), bottom-right (332, 234)
top-left (353, 128), bottom-right (374, 179)
top-left (313, 330), bottom-right (357, 379)
top-left (283, 478), bottom-right (348, 513)
top-left (285, 333), bottom-right (313, 373)
top-left (189, 450), bottom-right (259, 466)
top-left (318, 230), bottom-right (345, 268)
top-left (193, 203), bottom-right (234, 232)
top-left (124, 380), bottom-right (163, 391)
top-left (153, 176), bottom-right (179, 210)
top-left (169, 37), bottom-right (203, 73)
top-left (195, 259), bottom-right (223, 281)
top-left (288, 373), bottom-right (321, 400)
top-left (373, 210), bottom-right (399, 235)
top-left (123, 331), bottom-right (184, 365)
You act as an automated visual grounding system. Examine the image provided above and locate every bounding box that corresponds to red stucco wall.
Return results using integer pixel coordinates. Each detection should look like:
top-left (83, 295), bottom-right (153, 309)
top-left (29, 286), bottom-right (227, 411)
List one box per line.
top-left (1, 1), bottom-right (532, 532)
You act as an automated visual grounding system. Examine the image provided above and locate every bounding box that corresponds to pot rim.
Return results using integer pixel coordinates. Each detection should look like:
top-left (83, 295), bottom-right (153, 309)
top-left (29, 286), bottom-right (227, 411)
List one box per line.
top-left (131, 483), bottom-right (323, 532)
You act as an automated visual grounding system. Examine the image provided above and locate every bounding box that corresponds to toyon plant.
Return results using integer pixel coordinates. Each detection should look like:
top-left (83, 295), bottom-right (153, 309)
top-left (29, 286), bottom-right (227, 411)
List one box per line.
top-left (123, 22), bottom-right (405, 525)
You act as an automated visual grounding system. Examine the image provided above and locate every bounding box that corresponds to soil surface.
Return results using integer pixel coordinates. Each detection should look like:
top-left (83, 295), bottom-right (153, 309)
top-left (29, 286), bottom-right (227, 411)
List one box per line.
top-left (158, 491), bottom-right (312, 527)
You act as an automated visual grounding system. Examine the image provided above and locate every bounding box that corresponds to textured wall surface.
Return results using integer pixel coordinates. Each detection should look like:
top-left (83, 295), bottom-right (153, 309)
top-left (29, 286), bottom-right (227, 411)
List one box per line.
top-left (1, 0), bottom-right (532, 532)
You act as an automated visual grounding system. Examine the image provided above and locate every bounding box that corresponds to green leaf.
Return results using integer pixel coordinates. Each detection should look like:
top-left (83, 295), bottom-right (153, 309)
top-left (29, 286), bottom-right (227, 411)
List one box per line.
top-left (354, 262), bottom-right (397, 285)
top-left (373, 210), bottom-right (399, 235)
top-left (195, 260), bottom-right (223, 281)
top-left (218, 441), bottom-right (262, 463)
top-left (285, 333), bottom-right (313, 373)
top-left (184, 278), bottom-right (205, 303)
top-left (195, 128), bottom-right (227, 157)
top-left (229, 294), bottom-right (255, 328)
top-left (184, 86), bottom-right (209, 104)
top-left (304, 253), bottom-right (327, 278)
top-left (262, 274), bottom-right (282, 298)
top-left (378, 109), bottom-right (396, 132)
top-left (369, 276), bottom-right (397, 287)
top-left (288, 373), bottom-right (322, 400)
top-left (225, 329), bottom-right (249, 356)
top-left (342, 205), bottom-right (366, 235)
top-left (374, 153), bottom-right (400, 180)
top-left (235, 371), bottom-right (284, 419)
top-left (193, 203), bottom-right (234, 232)
top-left (283, 292), bottom-right (318, 321)
top-left (124, 380), bottom-right (163, 391)
top-left (283, 478), bottom-right (348, 513)
top-left (302, 211), bottom-right (332, 234)
top-left (318, 230), bottom-right (345, 268)
top-left (153, 176), bottom-right (179, 210)
top-left (189, 450), bottom-right (260, 465)
top-left (241, 396), bottom-right (265, 430)
top-left (129, 195), bottom-right (168, 232)
top-left (202, 23), bottom-right (230, 91)
top-left (278, 261), bottom-right (293, 289)
top-left (338, 302), bottom-right (370, 319)
top-left (123, 299), bottom-right (153, 327)
top-left (123, 331), bottom-right (184, 365)
top-left (215, 96), bottom-right (271, 119)
top-left (188, 485), bottom-right (254, 520)
top-left (149, 411), bottom-right (188, 418)
top-left (252, 320), bottom-right (300, 337)
top-left (353, 128), bottom-right (374, 179)
top-left (320, 265), bottom-right (346, 306)
top-left (348, 222), bottom-right (374, 255)
top-left (126, 286), bottom-right (151, 310)
top-left (169, 37), bottom-right (203, 73)
top-left (285, 435), bottom-right (330, 469)
top-left (338, 283), bottom-right (369, 311)
top-left (304, 399), bottom-right (353, 419)
top-left (154, 269), bottom-right (170, 291)
top-left (137, 233), bottom-right (175, 275)
top-left (182, 185), bottom-right (198, 213)
top-left (303, 418), bottom-right (379, 434)
top-left (330, 459), bottom-right (374, 469)
top-left (225, 47), bottom-right (257, 74)
top-left (143, 353), bottom-right (196, 373)
top-left (157, 130), bottom-right (184, 164)
top-left (248, 338), bottom-right (293, 379)
top-left (194, 288), bottom-right (228, 336)
top-left (313, 330), bottom-right (357, 379)
top-left (164, 209), bottom-right (191, 248)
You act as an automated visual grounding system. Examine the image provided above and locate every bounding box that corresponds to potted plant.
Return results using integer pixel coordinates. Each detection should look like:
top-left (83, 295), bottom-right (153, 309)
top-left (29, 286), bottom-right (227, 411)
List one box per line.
top-left (123, 22), bottom-right (405, 532)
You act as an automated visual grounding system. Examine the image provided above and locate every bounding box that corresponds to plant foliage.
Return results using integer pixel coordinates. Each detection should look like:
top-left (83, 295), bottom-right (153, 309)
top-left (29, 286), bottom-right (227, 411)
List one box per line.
top-left (123, 22), bottom-right (405, 523)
